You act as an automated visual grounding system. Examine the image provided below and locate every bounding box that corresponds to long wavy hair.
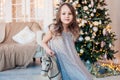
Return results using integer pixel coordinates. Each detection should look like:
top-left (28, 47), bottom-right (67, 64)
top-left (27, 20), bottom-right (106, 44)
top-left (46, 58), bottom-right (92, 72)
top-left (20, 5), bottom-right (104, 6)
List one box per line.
top-left (51, 3), bottom-right (79, 38)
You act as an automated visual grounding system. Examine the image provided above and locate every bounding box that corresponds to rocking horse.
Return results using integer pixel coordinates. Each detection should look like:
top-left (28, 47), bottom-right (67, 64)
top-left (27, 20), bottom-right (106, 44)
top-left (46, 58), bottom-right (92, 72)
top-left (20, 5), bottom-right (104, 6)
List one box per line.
top-left (41, 54), bottom-right (62, 80)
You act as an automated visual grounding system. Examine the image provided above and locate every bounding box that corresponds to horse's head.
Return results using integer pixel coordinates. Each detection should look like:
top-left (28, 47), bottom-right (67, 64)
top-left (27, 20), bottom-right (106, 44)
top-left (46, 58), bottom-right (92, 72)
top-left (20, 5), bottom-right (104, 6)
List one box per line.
top-left (41, 55), bottom-right (52, 76)
top-left (41, 55), bottom-right (62, 80)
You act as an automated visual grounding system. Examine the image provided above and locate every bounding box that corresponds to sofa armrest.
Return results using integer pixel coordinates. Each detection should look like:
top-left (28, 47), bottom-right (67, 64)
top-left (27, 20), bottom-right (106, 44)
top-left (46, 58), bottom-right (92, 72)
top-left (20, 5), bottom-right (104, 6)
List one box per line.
top-left (0, 23), bottom-right (6, 43)
top-left (36, 30), bottom-right (45, 46)
top-left (34, 45), bottom-right (45, 58)
top-left (34, 31), bottom-right (45, 59)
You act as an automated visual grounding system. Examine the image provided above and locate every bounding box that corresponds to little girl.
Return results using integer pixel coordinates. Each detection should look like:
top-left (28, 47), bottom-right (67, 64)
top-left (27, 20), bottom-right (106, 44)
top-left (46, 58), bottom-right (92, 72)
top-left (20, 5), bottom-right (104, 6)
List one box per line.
top-left (41, 3), bottom-right (93, 80)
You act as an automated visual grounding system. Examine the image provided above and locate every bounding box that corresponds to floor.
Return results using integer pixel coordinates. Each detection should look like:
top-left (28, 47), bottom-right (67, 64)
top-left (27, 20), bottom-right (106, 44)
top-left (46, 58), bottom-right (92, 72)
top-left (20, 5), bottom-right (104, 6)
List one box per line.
top-left (0, 59), bottom-right (120, 80)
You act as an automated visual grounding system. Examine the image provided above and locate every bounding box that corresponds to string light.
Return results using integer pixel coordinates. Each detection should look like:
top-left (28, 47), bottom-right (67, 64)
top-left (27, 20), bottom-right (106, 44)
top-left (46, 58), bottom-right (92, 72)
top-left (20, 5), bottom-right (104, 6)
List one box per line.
top-left (0, 0), bottom-right (5, 20)
top-left (101, 63), bottom-right (120, 72)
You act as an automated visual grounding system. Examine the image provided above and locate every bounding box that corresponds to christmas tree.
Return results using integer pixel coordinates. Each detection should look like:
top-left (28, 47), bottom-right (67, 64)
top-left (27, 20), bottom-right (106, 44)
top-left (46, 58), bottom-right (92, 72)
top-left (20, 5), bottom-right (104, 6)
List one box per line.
top-left (61, 0), bottom-right (117, 64)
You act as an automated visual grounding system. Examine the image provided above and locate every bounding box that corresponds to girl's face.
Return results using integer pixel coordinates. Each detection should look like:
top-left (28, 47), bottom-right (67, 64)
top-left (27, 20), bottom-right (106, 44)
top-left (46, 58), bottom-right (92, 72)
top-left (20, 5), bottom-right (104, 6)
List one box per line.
top-left (60, 5), bottom-right (73, 26)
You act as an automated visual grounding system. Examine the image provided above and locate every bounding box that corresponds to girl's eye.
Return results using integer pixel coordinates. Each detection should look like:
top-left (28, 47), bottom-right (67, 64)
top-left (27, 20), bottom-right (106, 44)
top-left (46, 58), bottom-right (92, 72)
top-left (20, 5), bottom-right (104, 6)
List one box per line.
top-left (68, 13), bottom-right (72, 15)
top-left (62, 13), bottom-right (72, 15)
top-left (62, 13), bottom-right (65, 15)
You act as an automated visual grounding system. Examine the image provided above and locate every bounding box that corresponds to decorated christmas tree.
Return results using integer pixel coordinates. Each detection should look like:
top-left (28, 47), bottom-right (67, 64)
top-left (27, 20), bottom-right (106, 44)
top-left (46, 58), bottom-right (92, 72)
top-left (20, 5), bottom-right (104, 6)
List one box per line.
top-left (61, 0), bottom-right (117, 64)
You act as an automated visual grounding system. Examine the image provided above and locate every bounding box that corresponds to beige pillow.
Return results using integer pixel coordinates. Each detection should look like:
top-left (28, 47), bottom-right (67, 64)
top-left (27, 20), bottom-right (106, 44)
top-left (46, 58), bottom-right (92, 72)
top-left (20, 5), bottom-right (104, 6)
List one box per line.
top-left (12, 26), bottom-right (35, 44)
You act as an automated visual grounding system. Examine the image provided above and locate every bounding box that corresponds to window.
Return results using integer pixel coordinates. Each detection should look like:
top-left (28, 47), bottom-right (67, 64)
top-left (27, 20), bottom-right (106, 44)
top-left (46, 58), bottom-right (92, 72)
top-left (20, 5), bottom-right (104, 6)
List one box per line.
top-left (11, 0), bottom-right (44, 22)
top-left (0, 0), bottom-right (55, 31)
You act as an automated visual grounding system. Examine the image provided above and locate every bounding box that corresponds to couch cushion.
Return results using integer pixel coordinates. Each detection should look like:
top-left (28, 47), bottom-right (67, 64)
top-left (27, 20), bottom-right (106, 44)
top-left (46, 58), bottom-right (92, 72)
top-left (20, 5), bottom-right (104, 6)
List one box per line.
top-left (12, 26), bottom-right (35, 44)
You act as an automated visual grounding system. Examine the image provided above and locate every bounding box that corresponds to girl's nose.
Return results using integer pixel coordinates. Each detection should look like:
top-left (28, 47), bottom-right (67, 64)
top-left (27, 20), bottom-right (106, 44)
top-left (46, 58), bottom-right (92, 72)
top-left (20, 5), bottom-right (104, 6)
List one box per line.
top-left (65, 14), bottom-right (69, 17)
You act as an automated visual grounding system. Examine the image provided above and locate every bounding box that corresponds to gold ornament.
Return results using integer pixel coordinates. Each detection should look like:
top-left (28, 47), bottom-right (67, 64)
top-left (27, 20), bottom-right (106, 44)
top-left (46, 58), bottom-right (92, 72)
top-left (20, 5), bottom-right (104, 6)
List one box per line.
top-left (101, 63), bottom-right (120, 72)
top-left (100, 49), bottom-right (102, 51)
top-left (96, 13), bottom-right (100, 16)
top-left (103, 50), bottom-right (105, 52)
top-left (77, 4), bottom-right (81, 7)
top-left (65, 0), bottom-right (69, 2)
top-left (106, 25), bottom-right (111, 29)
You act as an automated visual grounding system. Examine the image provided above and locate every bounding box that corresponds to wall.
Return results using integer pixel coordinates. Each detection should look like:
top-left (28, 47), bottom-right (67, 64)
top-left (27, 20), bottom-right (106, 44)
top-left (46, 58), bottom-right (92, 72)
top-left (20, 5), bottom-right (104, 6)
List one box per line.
top-left (107, 0), bottom-right (120, 63)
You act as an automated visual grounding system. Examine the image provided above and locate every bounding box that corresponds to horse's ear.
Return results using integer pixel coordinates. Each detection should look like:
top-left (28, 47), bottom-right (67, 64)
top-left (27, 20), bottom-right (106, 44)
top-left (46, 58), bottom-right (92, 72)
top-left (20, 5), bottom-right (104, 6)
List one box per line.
top-left (42, 54), bottom-right (48, 61)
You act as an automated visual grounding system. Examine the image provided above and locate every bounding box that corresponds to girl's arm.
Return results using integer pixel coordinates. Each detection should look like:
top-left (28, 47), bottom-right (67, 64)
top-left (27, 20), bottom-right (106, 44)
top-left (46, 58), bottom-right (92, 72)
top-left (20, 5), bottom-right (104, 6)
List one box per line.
top-left (41, 30), bottom-right (55, 56)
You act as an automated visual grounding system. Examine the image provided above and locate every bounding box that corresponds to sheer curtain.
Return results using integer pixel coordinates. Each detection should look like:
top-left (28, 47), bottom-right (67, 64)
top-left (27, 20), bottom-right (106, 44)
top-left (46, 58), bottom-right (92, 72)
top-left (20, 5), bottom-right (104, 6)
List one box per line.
top-left (0, 0), bottom-right (12, 22)
top-left (43, 0), bottom-right (54, 32)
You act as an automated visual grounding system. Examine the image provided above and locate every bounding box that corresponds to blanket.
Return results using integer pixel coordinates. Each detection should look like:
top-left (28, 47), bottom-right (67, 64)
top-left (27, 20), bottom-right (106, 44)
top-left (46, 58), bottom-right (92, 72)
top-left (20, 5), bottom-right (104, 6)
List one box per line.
top-left (0, 22), bottom-right (38, 71)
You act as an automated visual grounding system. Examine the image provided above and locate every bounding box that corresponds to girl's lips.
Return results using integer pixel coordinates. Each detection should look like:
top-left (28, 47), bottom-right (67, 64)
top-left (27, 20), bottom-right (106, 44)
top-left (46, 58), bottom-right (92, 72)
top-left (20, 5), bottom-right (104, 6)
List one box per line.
top-left (65, 19), bottom-right (70, 21)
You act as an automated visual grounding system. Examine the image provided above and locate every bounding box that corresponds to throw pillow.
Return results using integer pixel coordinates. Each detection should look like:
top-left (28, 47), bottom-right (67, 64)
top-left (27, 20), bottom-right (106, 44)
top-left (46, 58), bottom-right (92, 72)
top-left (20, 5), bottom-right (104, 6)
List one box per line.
top-left (12, 26), bottom-right (35, 44)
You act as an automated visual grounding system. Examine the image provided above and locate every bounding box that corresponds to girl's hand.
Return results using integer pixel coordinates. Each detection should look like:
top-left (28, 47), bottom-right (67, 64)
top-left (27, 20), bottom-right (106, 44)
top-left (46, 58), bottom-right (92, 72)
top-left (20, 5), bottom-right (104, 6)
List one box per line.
top-left (46, 49), bottom-right (55, 56)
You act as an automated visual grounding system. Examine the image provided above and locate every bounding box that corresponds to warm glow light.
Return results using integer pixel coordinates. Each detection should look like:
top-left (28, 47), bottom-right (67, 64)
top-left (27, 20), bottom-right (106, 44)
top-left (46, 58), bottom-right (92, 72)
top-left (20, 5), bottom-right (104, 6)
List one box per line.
top-left (0, 7), bottom-right (3, 10)
top-left (0, 0), bottom-right (5, 19)
top-left (34, 0), bottom-right (44, 8)
top-left (0, 0), bottom-right (5, 6)
top-left (38, 0), bottom-right (44, 8)
top-left (0, 12), bottom-right (3, 15)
